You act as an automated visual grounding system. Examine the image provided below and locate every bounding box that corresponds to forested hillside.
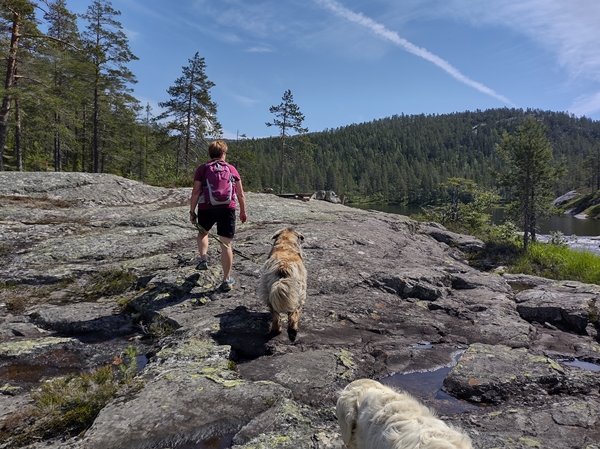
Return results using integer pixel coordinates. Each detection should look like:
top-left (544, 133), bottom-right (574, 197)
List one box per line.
top-left (233, 108), bottom-right (600, 205)
top-left (2, 3), bottom-right (599, 206)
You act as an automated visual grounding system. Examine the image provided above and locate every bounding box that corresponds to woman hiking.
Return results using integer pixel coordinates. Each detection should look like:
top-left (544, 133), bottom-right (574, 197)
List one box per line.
top-left (189, 140), bottom-right (247, 291)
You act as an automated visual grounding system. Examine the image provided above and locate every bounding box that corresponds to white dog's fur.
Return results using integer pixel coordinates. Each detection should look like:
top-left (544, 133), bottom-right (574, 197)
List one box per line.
top-left (337, 379), bottom-right (473, 449)
top-left (258, 227), bottom-right (307, 341)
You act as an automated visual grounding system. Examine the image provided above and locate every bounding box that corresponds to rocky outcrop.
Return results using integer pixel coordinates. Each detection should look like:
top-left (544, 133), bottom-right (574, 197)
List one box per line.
top-left (553, 189), bottom-right (600, 218)
top-left (1, 173), bottom-right (599, 449)
top-left (554, 190), bottom-right (580, 207)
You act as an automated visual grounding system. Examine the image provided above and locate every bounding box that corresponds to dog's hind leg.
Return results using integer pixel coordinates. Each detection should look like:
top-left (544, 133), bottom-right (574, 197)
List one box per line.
top-left (269, 305), bottom-right (282, 334)
top-left (287, 309), bottom-right (301, 342)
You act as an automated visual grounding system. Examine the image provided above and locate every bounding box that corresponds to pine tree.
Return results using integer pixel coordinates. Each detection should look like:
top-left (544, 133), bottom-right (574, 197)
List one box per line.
top-left (496, 116), bottom-right (565, 249)
top-left (43, 0), bottom-right (83, 172)
top-left (266, 89), bottom-right (308, 194)
top-left (0, 0), bottom-right (37, 171)
top-left (158, 52), bottom-right (221, 172)
top-left (80, 0), bottom-right (137, 173)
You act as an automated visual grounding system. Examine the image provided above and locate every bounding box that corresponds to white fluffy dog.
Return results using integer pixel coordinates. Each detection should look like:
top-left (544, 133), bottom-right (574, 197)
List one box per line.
top-left (336, 379), bottom-right (473, 449)
top-left (258, 227), bottom-right (307, 342)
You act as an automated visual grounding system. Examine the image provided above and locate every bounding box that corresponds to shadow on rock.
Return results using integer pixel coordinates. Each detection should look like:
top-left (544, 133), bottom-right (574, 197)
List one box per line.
top-left (212, 306), bottom-right (276, 361)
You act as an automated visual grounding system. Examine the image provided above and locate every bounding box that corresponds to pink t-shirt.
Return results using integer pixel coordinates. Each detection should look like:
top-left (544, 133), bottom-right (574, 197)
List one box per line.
top-left (194, 160), bottom-right (241, 210)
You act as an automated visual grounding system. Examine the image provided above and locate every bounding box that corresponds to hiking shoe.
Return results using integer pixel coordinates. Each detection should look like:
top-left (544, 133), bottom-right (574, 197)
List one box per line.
top-left (220, 277), bottom-right (235, 292)
top-left (195, 259), bottom-right (208, 270)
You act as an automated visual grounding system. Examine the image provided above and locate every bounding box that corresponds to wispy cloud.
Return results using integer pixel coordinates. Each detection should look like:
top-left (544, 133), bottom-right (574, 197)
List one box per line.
top-left (570, 91), bottom-right (600, 118)
top-left (231, 93), bottom-right (260, 107)
top-left (425, 0), bottom-right (600, 115)
top-left (431, 0), bottom-right (600, 82)
top-left (191, 0), bottom-right (291, 40)
top-left (315, 0), bottom-right (514, 106)
top-left (122, 27), bottom-right (140, 41)
top-left (246, 45), bottom-right (274, 53)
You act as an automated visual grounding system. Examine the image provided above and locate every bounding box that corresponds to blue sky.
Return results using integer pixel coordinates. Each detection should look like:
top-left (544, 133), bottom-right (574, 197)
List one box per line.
top-left (71, 0), bottom-right (600, 139)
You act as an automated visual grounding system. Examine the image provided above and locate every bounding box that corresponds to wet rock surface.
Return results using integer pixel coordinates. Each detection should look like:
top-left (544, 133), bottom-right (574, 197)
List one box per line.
top-left (0, 172), bottom-right (599, 449)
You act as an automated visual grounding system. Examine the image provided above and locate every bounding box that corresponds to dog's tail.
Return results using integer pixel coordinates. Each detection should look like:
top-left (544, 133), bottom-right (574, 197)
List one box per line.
top-left (277, 266), bottom-right (292, 278)
top-left (269, 277), bottom-right (305, 313)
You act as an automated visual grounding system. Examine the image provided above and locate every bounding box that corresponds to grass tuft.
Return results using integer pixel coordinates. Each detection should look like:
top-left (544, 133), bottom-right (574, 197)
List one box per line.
top-left (507, 242), bottom-right (600, 285)
top-left (86, 269), bottom-right (137, 301)
top-left (1, 347), bottom-right (143, 447)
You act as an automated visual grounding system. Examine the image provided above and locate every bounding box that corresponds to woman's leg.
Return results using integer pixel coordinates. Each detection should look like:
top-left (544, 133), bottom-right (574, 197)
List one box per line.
top-left (197, 232), bottom-right (209, 259)
top-left (218, 236), bottom-right (233, 280)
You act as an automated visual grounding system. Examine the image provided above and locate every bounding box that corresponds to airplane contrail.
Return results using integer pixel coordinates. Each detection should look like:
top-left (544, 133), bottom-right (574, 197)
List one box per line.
top-left (316, 0), bottom-right (515, 106)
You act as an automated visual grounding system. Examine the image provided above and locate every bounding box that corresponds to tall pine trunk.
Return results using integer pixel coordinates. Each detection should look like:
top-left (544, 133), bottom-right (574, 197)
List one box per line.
top-left (93, 80), bottom-right (99, 172)
top-left (54, 112), bottom-right (62, 172)
top-left (0, 11), bottom-right (21, 171)
top-left (81, 104), bottom-right (88, 172)
top-left (15, 97), bottom-right (22, 171)
top-left (279, 135), bottom-right (285, 194)
top-left (183, 64), bottom-right (196, 172)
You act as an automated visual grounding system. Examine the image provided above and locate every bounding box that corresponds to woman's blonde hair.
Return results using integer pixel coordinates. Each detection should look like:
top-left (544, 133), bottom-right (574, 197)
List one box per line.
top-left (208, 140), bottom-right (228, 158)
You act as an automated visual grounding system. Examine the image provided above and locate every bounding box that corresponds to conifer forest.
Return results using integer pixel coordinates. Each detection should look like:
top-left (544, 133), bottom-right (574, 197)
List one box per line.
top-left (2, 0), bottom-right (600, 205)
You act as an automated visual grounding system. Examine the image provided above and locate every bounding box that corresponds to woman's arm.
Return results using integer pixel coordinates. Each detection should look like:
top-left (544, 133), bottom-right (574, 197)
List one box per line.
top-left (189, 180), bottom-right (202, 222)
top-left (236, 179), bottom-right (247, 223)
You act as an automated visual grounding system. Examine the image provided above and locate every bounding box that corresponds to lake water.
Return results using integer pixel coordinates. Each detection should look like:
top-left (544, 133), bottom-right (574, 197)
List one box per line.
top-left (349, 203), bottom-right (600, 255)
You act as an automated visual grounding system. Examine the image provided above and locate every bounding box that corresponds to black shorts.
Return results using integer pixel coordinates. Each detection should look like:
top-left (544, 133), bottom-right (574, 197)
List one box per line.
top-left (196, 207), bottom-right (236, 239)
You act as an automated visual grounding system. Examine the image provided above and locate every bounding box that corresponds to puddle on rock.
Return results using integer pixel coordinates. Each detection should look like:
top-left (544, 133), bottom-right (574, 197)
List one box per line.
top-left (411, 343), bottom-right (434, 350)
top-left (135, 354), bottom-right (149, 372)
top-left (174, 433), bottom-right (235, 449)
top-left (0, 337), bottom-right (151, 386)
top-left (559, 358), bottom-right (600, 372)
top-left (0, 363), bottom-right (80, 384)
top-left (381, 355), bottom-right (480, 414)
top-left (0, 347), bottom-right (82, 384)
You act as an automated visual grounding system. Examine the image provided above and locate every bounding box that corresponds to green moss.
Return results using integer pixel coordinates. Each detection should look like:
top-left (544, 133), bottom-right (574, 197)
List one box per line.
top-left (191, 296), bottom-right (210, 306)
top-left (339, 349), bottom-right (356, 379)
top-left (518, 437), bottom-right (542, 447)
top-left (339, 349), bottom-right (355, 368)
top-left (0, 337), bottom-right (73, 357)
top-left (86, 268), bottom-right (137, 301)
top-left (243, 435), bottom-right (292, 449)
top-left (0, 383), bottom-right (22, 395)
top-left (203, 373), bottom-right (243, 387)
top-left (546, 359), bottom-right (563, 372)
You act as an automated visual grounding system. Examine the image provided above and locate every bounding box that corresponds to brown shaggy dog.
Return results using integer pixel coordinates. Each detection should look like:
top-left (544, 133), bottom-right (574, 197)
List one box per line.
top-left (337, 379), bottom-right (473, 449)
top-left (258, 227), bottom-right (307, 341)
